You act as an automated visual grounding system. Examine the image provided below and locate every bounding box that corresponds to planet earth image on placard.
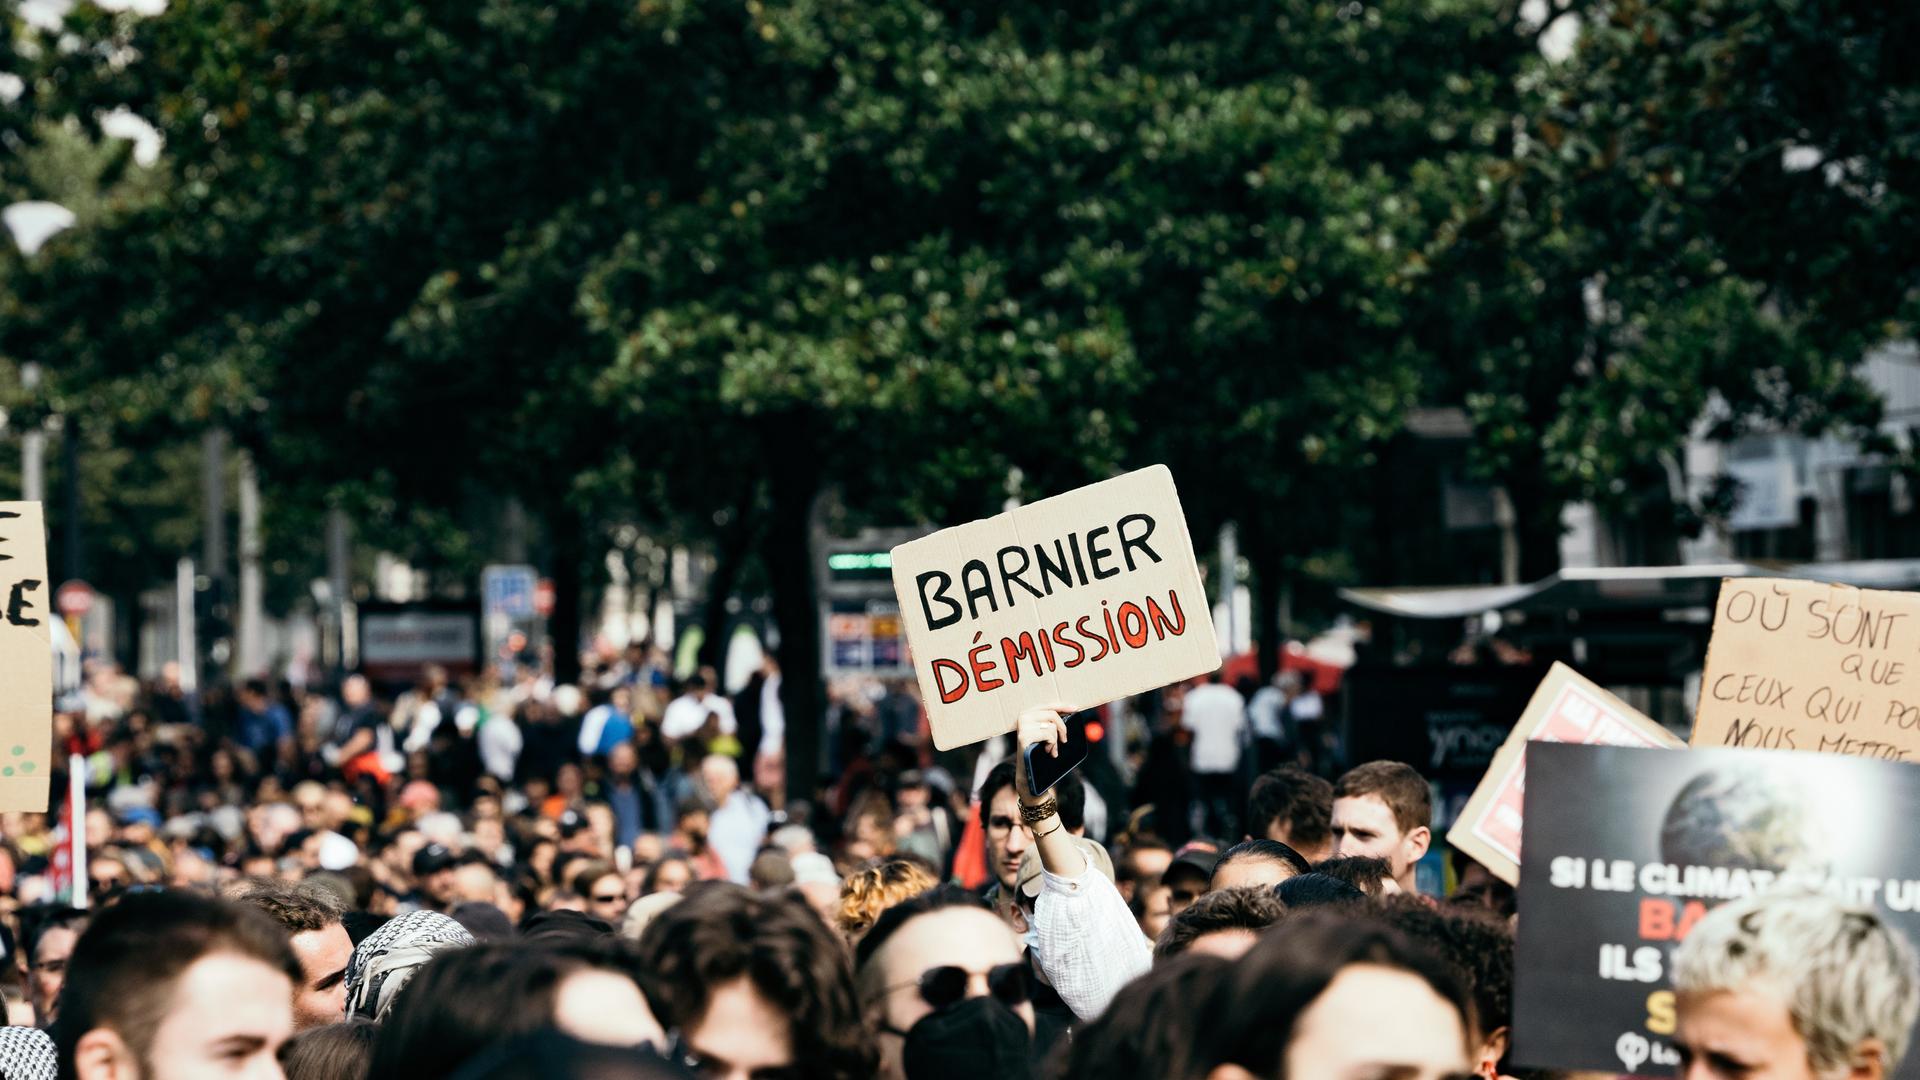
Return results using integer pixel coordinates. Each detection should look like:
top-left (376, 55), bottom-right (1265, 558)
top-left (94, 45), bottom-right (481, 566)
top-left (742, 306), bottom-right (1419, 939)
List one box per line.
top-left (1660, 765), bottom-right (1826, 875)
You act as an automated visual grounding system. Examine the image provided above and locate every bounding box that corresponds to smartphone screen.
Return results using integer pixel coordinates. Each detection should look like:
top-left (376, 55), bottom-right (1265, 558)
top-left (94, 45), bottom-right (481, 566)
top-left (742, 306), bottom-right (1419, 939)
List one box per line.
top-left (1023, 709), bottom-right (1095, 796)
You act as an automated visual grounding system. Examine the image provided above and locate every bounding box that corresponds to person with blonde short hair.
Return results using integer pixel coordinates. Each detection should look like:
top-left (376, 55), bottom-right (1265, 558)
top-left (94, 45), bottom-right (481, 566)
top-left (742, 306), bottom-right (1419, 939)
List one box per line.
top-left (1673, 891), bottom-right (1920, 1080)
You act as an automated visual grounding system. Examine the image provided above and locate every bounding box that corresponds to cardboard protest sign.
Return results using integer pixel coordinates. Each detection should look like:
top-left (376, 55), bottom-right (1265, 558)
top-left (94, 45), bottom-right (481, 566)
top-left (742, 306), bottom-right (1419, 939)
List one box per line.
top-left (891, 465), bottom-right (1219, 750)
top-left (1449, 662), bottom-right (1683, 885)
top-left (1514, 742), bottom-right (1920, 1079)
top-left (1693, 577), bottom-right (1920, 763)
top-left (0, 505), bottom-right (50, 812)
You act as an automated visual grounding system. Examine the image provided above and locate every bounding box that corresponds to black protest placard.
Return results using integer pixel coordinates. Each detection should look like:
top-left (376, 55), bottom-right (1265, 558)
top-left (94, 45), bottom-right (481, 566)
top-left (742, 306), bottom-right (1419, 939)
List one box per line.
top-left (1515, 741), bottom-right (1920, 1078)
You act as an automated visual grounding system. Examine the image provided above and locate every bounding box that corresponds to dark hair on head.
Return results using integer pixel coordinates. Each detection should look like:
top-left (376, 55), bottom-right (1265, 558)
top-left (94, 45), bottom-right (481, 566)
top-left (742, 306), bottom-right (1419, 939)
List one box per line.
top-left (1054, 772), bottom-right (1087, 832)
top-left (19, 905), bottom-right (89, 969)
top-left (519, 909), bottom-right (614, 945)
top-left (449, 1029), bottom-right (695, 1080)
top-left (1117, 836), bottom-right (1172, 888)
top-left (281, 1018), bottom-right (377, 1080)
top-left (1213, 839), bottom-right (1311, 886)
top-left (54, 890), bottom-right (303, 1080)
top-left (1371, 895), bottom-right (1513, 1044)
top-left (976, 761), bottom-right (1018, 829)
top-left (568, 860), bottom-right (619, 899)
top-left (1334, 761), bottom-right (1432, 834)
top-left (638, 885), bottom-right (874, 1080)
top-left (641, 856), bottom-right (694, 897)
top-left (1156, 887), bottom-right (1290, 960)
top-left (1247, 766), bottom-right (1333, 849)
top-left (1193, 911), bottom-right (1473, 1075)
top-left (1312, 856), bottom-right (1396, 899)
top-left (1055, 952), bottom-right (1233, 1079)
top-left (230, 877), bottom-right (345, 935)
top-left (366, 940), bottom-right (654, 1080)
top-left (1274, 873), bottom-right (1367, 909)
top-left (853, 884), bottom-right (992, 975)
top-left (342, 911), bottom-right (391, 947)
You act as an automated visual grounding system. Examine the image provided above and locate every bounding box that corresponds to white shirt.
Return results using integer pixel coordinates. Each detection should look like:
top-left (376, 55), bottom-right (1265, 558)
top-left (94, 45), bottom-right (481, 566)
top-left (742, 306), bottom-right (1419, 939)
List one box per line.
top-left (401, 700), bottom-right (443, 754)
top-left (1290, 688), bottom-right (1324, 723)
top-left (661, 692), bottom-right (738, 741)
top-left (478, 714), bottom-right (522, 782)
top-left (1033, 866), bottom-right (1154, 1020)
top-left (1182, 683), bottom-right (1247, 774)
top-left (1248, 685), bottom-right (1286, 741)
top-left (709, 790), bottom-right (771, 883)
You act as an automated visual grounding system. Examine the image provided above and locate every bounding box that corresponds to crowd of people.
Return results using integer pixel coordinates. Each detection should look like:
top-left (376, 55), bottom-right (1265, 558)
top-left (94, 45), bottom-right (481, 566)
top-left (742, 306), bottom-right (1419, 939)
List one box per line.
top-left (0, 648), bottom-right (1908, 1080)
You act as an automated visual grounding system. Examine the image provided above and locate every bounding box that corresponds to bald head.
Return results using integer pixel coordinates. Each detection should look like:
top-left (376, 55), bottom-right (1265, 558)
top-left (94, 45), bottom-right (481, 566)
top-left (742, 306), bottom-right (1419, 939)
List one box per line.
top-left (701, 755), bottom-right (739, 802)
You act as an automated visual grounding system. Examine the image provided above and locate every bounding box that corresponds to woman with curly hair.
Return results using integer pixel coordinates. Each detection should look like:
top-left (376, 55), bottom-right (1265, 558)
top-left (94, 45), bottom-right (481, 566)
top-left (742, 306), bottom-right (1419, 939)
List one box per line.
top-left (836, 857), bottom-right (939, 942)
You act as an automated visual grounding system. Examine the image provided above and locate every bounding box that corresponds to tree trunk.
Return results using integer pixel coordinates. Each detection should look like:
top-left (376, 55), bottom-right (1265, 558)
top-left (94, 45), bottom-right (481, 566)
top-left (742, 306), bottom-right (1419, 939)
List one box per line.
top-left (698, 485), bottom-right (760, 670)
top-left (551, 503), bottom-right (584, 686)
top-left (765, 419), bottom-right (825, 814)
top-left (1504, 460), bottom-right (1565, 582)
top-left (1248, 527), bottom-right (1284, 687)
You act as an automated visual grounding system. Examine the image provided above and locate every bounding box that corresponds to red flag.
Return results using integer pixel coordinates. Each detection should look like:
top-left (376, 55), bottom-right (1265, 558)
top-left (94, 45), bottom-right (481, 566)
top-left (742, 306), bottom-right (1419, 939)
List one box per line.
top-left (951, 800), bottom-right (987, 890)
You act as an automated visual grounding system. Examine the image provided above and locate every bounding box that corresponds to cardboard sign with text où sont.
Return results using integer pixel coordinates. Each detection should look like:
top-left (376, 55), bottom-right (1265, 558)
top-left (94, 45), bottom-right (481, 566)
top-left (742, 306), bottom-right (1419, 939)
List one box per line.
top-left (0, 505), bottom-right (51, 811)
top-left (1692, 576), bottom-right (1920, 763)
top-left (890, 466), bottom-right (1221, 751)
top-left (1448, 662), bottom-right (1683, 886)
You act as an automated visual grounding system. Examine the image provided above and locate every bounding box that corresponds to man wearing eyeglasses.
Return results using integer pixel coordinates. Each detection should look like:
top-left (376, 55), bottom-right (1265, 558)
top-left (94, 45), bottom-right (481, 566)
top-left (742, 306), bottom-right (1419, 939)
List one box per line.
top-left (975, 759), bottom-right (1032, 920)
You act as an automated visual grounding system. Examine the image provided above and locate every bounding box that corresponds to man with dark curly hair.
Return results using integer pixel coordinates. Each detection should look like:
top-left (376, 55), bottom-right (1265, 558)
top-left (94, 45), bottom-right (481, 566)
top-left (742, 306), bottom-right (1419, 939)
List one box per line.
top-left (1155, 886), bottom-right (1290, 961)
top-left (636, 883), bottom-right (875, 1080)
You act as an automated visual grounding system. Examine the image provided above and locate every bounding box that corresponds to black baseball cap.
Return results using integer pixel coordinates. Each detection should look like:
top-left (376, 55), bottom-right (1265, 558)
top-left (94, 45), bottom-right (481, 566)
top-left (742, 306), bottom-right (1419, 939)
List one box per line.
top-left (413, 843), bottom-right (457, 877)
top-left (1164, 844), bottom-right (1219, 883)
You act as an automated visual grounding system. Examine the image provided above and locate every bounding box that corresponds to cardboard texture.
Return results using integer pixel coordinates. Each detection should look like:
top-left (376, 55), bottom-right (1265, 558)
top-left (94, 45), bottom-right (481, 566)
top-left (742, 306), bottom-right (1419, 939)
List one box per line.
top-left (0, 505), bottom-right (50, 812)
top-left (1692, 577), bottom-right (1920, 763)
top-left (891, 465), bottom-right (1219, 750)
top-left (1449, 661), bottom-right (1683, 885)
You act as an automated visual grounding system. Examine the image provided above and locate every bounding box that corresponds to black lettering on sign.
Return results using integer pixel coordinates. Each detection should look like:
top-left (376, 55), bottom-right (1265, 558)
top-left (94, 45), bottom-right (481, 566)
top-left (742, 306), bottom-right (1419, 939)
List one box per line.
top-left (1723, 584), bottom-right (1790, 630)
top-left (917, 571), bottom-right (962, 631)
top-left (1116, 513), bottom-right (1162, 571)
top-left (1085, 526), bottom-right (1119, 580)
top-left (7, 580), bottom-right (40, 627)
top-left (1809, 599), bottom-right (1907, 651)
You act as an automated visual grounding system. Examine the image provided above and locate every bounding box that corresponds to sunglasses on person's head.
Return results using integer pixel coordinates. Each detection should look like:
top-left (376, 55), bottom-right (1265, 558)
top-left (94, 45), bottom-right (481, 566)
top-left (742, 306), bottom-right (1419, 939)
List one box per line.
top-left (879, 962), bottom-right (1031, 1021)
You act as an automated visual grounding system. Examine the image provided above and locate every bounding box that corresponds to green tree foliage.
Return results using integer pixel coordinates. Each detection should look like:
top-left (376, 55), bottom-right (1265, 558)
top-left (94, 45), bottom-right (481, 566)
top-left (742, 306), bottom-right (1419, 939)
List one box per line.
top-left (5, 0), bottom-right (1920, 764)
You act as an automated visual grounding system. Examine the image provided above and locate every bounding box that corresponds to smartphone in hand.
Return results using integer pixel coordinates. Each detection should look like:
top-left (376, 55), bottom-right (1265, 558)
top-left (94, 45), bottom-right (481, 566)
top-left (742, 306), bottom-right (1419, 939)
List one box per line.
top-left (1023, 709), bottom-right (1096, 796)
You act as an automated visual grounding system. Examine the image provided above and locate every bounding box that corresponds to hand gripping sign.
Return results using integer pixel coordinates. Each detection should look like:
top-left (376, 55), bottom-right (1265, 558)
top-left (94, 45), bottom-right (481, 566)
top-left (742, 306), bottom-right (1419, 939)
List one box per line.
top-left (890, 465), bottom-right (1220, 751)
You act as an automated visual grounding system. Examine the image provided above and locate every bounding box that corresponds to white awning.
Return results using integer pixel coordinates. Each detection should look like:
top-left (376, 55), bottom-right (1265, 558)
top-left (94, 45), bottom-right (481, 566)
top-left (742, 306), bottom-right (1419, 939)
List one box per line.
top-left (1340, 564), bottom-right (1766, 620)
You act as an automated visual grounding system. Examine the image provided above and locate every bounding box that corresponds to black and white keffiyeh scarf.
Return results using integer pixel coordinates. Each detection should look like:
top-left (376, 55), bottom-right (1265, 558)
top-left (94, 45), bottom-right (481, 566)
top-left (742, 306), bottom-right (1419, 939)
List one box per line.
top-left (0, 1026), bottom-right (54, 1080)
top-left (344, 909), bottom-right (475, 1021)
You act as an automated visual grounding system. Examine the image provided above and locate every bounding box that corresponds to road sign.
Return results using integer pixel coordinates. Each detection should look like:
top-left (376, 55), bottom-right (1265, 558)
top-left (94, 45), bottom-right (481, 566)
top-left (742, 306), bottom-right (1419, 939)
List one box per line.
top-left (480, 565), bottom-right (537, 620)
top-left (55, 580), bottom-right (93, 618)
